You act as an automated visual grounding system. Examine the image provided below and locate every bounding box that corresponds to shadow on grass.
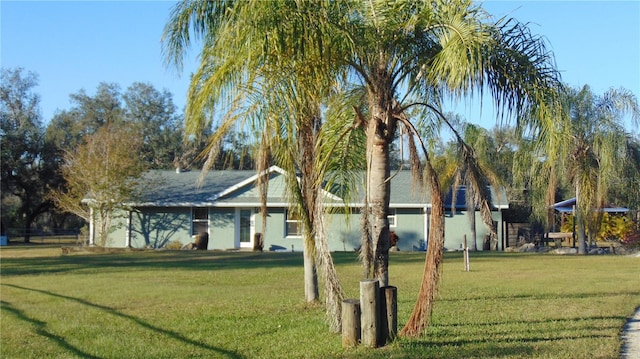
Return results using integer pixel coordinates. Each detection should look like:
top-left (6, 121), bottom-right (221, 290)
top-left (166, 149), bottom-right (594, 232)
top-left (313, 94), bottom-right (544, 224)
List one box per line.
top-left (437, 289), bottom-right (640, 303)
top-left (0, 250), bottom-right (394, 277)
top-left (1, 284), bottom-right (245, 359)
top-left (0, 300), bottom-right (102, 359)
top-left (0, 250), bottom-right (310, 277)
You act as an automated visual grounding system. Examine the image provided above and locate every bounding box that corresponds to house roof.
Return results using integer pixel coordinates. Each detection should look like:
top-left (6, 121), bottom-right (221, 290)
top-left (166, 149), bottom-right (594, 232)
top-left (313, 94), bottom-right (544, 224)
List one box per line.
top-left (444, 186), bottom-right (509, 210)
top-left (129, 167), bottom-right (507, 209)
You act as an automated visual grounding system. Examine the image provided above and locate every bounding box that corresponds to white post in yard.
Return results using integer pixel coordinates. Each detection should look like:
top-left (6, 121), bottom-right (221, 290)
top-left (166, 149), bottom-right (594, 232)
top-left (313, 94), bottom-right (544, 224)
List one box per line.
top-left (89, 207), bottom-right (95, 246)
top-left (464, 234), bottom-right (470, 272)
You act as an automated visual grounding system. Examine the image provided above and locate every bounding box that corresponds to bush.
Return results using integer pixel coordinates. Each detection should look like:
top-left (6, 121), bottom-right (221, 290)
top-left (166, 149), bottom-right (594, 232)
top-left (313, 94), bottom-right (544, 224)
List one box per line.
top-left (164, 240), bottom-right (184, 250)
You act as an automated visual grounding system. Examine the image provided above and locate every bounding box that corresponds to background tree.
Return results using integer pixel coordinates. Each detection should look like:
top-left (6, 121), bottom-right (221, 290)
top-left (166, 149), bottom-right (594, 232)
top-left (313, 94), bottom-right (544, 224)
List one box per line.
top-left (519, 85), bottom-right (639, 254)
top-left (436, 122), bottom-right (503, 251)
top-left (0, 68), bottom-right (58, 241)
top-left (47, 82), bottom-right (194, 170)
top-left (123, 82), bottom-right (184, 169)
top-left (50, 123), bottom-right (146, 246)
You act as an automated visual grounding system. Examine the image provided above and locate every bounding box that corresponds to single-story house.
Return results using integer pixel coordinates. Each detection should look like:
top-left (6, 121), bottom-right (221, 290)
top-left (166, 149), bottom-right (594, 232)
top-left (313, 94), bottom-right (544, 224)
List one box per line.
top-left (91, 166), bottom-right (508, 251)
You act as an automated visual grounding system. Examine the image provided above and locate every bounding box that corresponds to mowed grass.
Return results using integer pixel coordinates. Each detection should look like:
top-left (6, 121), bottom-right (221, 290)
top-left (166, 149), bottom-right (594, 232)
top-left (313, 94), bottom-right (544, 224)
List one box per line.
top-left (1, 246), bottom-right (638, 358)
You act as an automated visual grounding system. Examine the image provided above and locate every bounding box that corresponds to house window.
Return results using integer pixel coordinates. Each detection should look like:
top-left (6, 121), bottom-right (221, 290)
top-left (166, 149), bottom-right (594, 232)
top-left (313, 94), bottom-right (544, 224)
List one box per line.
top-left (192, 207), bottom-right (208, 235)
top-left (388, 209), bottom-right (397, 228)
top-left (286, 210), bottom-right (302, 237)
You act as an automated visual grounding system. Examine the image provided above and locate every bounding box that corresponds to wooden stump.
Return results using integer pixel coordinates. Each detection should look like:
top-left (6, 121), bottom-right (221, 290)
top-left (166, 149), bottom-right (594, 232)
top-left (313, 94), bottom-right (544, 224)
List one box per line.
top-left (360, 279), bottom-right (380, 348)
top-left (381, 286), bottom-right (397, 343)
top-left (341, 299), bottom-right (361, 348)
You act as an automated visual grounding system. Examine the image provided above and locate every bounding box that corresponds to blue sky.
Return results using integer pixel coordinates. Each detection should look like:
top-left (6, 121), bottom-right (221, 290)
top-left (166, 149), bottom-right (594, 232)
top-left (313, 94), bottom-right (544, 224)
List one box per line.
top-left (2, 1), bottom-right (639, 132)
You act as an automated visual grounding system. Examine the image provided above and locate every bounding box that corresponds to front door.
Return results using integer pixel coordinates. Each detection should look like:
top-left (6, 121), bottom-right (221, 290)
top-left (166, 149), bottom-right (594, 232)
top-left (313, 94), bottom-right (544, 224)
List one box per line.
top-left (238, 208), bottom-right (254, 249)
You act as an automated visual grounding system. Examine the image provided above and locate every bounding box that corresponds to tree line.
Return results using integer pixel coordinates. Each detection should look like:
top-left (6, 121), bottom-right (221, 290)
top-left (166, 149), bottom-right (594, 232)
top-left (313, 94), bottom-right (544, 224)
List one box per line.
top-left (0, 67), bottom-right (253, 241)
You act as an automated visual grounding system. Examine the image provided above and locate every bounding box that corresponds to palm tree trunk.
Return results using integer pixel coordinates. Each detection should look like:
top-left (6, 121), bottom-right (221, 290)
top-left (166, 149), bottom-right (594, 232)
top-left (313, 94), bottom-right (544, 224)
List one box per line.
top-left (367, 117), bottom-right (392, 287)
top-left (470, 208), bottom-right (478, 251)
top-left (303, 238), bottom-right (319, 301)
top-left (576, 184), bottom-right (588, 254)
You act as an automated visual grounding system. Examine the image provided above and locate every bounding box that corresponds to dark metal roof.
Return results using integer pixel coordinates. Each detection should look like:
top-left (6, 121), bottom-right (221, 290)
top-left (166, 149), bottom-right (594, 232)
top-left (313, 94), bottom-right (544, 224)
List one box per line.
top-left (551, 197), bottom-right (629, 213)
top-left (133, 170), bottom-right (260, 206)
top-left (443, 186), bottom-right (509, 211)
top-left (130, 168), bottom-right (508, 209)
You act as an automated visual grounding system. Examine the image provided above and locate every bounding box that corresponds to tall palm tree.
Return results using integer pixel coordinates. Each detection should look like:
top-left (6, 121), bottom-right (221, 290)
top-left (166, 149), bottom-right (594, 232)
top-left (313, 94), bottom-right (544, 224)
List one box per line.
top-left (437, 122), bottom-right (503, 251)
top-left (521, 85), bottom-right (639, 254)
top-left (323, 0), bottom-right (560, 336)
top-left (162, 0), bottom-right (363, 332)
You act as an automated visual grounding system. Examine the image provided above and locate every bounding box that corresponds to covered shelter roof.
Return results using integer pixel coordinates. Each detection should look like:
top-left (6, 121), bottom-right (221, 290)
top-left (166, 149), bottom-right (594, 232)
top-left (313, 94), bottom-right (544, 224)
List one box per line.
top-left (551, 198), bottom-right (629, 213)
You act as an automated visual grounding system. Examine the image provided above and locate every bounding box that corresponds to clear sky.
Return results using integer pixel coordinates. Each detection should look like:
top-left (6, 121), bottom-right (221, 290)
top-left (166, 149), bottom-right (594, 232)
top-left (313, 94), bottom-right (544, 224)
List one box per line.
top-left (2, 1), bottom-right (639, 132)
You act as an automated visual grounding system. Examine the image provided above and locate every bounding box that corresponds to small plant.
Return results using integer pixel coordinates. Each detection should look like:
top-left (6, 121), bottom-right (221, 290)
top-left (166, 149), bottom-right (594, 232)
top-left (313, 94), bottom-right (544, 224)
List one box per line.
top-left (164, 240), bottom-right (184, 250)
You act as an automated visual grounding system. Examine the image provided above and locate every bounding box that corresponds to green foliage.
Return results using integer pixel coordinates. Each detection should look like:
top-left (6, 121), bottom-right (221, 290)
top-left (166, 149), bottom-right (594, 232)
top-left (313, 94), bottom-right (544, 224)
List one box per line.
top-left (49, 124), bottom-right (147, 246)
top-left (0, 68), bottom-right (59, 238)
top-left (560, 212), bottom-right (638, 244)
top-left (521, 85), bottom-right (640, 253)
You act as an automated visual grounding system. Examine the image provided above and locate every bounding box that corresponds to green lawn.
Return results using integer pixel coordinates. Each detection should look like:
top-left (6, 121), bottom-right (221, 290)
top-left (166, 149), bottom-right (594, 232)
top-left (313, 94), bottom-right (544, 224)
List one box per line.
top-left (1, 246), bottom-right (638, 358)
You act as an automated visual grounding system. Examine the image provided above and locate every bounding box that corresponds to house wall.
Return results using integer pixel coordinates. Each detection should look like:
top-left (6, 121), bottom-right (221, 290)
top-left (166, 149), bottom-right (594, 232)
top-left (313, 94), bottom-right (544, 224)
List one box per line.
top-left (105, 207), bottom-right (192, 248)
top-left (209, 208), bottom-right (236, 249)
top-left (252, 208), bottom-right (292, 251)
top-left (106, 209), bottom-right (130, 247)
top-left (391, 208), bottom-right (428, 251)
top-left (444, 210), bottom-right (503, 251)
top-left (105, 206), bottom-right (503, 252)
top-left (130, 207), bottom-right (191, 248)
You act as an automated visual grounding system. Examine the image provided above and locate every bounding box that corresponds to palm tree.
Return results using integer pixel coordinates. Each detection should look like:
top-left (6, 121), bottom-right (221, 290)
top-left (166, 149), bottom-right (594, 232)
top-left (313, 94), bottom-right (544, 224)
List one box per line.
top-left (162, 0), bottom-right (363, 332)
top-left (164, 0), bottom-right (561, 337)
top-left (521, 85), bottom-right (639, 254)
top-left (324, 0), bottom-right (560, 336)
top-left (437, 122), bottom-right (503, 251)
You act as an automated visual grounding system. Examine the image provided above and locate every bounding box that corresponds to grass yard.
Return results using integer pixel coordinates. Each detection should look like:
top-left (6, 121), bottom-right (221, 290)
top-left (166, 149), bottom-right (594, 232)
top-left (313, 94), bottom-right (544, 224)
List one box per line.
top-left (1, 245), bottom-right (638, 358)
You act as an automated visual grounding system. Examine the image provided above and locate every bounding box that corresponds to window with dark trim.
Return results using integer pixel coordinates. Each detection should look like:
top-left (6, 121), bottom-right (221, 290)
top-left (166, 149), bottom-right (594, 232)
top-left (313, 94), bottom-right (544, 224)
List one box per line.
top-left (192, 207), bottom-right (208, 235)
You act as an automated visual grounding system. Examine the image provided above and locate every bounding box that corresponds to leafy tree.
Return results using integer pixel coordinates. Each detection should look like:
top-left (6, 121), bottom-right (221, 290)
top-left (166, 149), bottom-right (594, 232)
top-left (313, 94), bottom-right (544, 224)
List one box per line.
top-left (45, 83), bottom-right (125, 163)
top-left (50, 124), bottom-right (146, 246)
top-left (0, 68), bottom-right (57, 241)
top-left (123, 82), bottom-right (184, 169)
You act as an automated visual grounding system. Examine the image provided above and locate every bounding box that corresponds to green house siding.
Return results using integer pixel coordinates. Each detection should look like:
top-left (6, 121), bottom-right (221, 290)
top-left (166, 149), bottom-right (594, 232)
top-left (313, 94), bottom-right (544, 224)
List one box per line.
top-left (209, 208), bottom-right (235, 249)
top-left (105, 209), bottom-right (129, 248)
top-left (129, 207), bottom-right (191, 248)
top-left (324, 211), bottom-right (361, 252)
top-left (444, 210), bottom-right (503, 251)
top-left (391, 208), bottom-right (427, 251)
top-left (96, 169), bottom-right (507, 252)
